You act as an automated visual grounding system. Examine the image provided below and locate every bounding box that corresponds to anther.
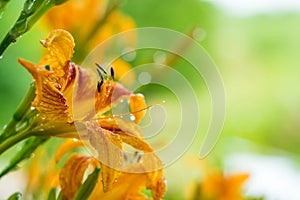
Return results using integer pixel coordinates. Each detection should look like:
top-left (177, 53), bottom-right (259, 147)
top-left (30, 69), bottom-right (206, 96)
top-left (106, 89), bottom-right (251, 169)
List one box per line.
top-left (97, 78), bottom-right (103, 93)
top-left (110, 67), bottom-right (115, 80)
top-left (95, 63), bottom-right (107, 74)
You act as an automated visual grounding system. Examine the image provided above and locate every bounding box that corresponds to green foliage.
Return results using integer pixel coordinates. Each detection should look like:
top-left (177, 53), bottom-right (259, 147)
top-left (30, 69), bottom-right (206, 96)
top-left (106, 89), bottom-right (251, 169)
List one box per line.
top-left (0, 136), bottom-right (49, 178)
top-left (73, 167), bottom-right (100, 200)
top-left (7, 192), bottom-right (22, 200)
top-left (47, 188), bottom-right (57, 200)
top-left (0, 0), bottom-right (69, 56)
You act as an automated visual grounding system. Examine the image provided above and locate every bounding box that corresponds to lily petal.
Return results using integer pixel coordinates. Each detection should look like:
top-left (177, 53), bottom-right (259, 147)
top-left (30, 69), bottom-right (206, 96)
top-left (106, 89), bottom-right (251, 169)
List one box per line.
top-left (87, 121), bottom-right (123, 192)
top-left (95, 81), bottom-right (132, 116)
top-left (39, 29), bottom-right (75, 76)
top-left (59, 154), bottom-right (94, 200)
top-left (55, 139), bottom-right (83, 163)
top-left (129, 93), bottom-right (147, 124)
top-left (18, 30), bottom-right (77, 123)
top-left (98, 117), bottom-right (143, 137)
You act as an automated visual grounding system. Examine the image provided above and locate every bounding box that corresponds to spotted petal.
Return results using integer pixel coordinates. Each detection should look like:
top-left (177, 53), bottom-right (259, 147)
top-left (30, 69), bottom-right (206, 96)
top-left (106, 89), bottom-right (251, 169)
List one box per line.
top-left (87, 121), bottom-right (123, 192)
top-left (18, 30), bottom-right (77, 123)
top-left (59, 154), bottom-right (96, 200)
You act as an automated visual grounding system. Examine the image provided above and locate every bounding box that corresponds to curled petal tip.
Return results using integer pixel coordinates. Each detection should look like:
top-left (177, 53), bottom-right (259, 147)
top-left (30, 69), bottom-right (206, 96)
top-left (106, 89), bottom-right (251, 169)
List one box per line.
top-left (17, 58), bottom-right (36, 73)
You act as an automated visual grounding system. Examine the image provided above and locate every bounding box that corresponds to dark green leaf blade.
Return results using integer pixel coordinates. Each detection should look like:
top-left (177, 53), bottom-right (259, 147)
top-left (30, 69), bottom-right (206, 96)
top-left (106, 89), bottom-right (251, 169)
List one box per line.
top-left (73, 167), bottom-right (100, 200)
top-left (7, 192), bottom-right (22, 200)
top-left (47, 188), bottom-right (57, 200)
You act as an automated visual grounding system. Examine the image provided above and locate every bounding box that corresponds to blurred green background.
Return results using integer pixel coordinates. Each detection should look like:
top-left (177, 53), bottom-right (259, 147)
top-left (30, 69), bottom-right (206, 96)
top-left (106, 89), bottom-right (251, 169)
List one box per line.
top-left (0, 0), bottom-right (300, 199)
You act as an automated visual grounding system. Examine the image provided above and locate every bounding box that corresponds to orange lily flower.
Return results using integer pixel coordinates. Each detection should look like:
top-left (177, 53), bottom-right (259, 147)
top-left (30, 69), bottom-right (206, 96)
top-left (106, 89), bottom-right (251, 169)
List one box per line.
top-left (25, 146), bottom-right (60, 198)
top-left (56, 139), bottom-right (166, 200)
top-left (201, 171), bottom-right (249, 200)
top-left (18, 29), bottom-right (166, 199)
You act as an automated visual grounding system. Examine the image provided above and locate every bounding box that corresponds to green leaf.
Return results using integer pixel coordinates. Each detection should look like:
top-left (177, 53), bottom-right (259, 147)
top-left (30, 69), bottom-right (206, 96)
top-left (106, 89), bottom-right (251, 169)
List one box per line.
top-left (73, 167), bottom-right (100, 200)
top-left (7, 192), bottom-right (22, 200)
top-left (0, 136), bottom-right (49, 178)
top-left (56, 191), bottom-right (62, 200)
top-left (47, 188), bottom-right (57, 200)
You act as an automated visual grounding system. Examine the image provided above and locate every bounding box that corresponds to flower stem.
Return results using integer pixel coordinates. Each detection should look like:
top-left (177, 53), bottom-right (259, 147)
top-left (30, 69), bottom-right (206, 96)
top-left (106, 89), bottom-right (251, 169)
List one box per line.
top-left (0, 129), bottom-right (32, 155)
top-left (0, 83), bottom-right (35, 141)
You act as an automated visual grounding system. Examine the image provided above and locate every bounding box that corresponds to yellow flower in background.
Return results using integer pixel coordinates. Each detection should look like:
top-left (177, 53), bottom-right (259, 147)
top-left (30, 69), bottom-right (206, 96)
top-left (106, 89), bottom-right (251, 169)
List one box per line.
top-left (184, 157), bottom-right (249, 200)
top-left (43, 0), bottom-right (107, 41)
top-left (43, 0), bottom-right (136, 83)
top-left (193, 171), bottom-right (249, 200)
top-left (25, 147), bottom-right (60, 197)
top-left (18, 29), bottom-right (166, 199)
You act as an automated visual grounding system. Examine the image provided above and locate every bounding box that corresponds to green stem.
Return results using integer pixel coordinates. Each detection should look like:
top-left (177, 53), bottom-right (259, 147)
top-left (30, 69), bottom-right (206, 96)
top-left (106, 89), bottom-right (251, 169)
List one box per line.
top-left (0, 83), bottom-right (35, 140)
top-left (0, 128), bottom-right (32, 155)
top-left (14, 83), bottom-right (35, 121)
top-left (0, 0), bottom-right (69, 57)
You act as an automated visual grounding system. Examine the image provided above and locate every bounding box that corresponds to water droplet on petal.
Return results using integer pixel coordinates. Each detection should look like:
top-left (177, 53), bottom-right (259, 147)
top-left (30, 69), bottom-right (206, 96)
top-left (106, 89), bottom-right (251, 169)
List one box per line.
top-left (130, 115), bottom-right (136, 121)
top-left (40, 113), bottom-right (47, 120)
top-left (30, 106), bottom-right (36, 111)
top-left (67, 116), bottom-right (73, 123)
top-left (56, 84), bottom-right (62, 90)
top-left (0, 55), bottom-right (3, 60)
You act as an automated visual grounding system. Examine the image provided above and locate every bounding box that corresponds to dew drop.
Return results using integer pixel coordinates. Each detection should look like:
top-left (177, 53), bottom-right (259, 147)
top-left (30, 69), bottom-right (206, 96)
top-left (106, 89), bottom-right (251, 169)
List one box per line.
top-left (30, 106), bottom-right (36, 111)
top-left (56, 84), bottom-right (62, 90)
top-left (15, 121), bottom-right (28, 132)
top-left (40, 113), bottom-right (47, 120)
top-left (73, 138), bottom-right (79, 142)
top-left (0, 55), bottom-right (3, 60)
top-left (130, 115), bottom-right (136, 121)
top-left (67, 116), bottom-right (73, 123)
